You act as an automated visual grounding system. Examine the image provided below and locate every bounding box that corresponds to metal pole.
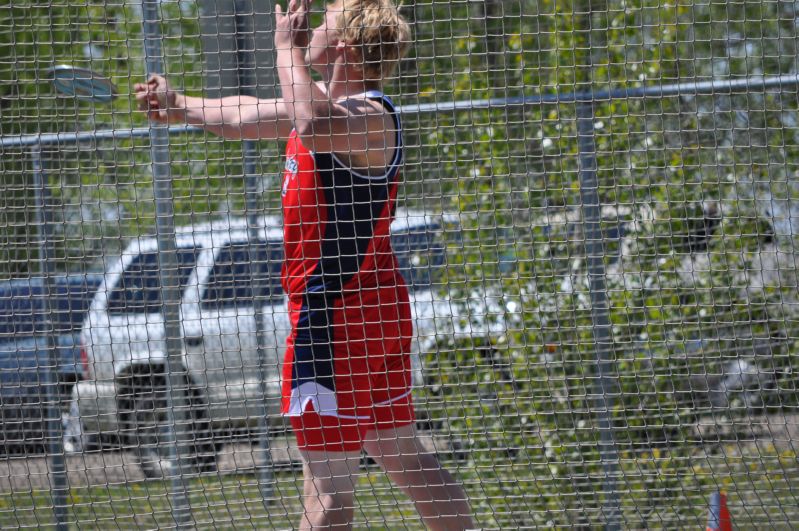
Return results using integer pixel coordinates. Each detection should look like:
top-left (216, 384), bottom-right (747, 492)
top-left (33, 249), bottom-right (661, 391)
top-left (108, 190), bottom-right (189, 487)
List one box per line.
top-left (392, 72), bottom-right (799, 114)
top-left (31, 146), bottom-right (69, 531)
top-left (3, 73), bottom-right (799, 150)
top-left (142, 0), bottom-right (192, 527)
top-left (236, 0), bottom-right (276, 503)
top-left (576, 101), bottom-right (621, 529)
top-left (243, 138), bottom-right (276, 502)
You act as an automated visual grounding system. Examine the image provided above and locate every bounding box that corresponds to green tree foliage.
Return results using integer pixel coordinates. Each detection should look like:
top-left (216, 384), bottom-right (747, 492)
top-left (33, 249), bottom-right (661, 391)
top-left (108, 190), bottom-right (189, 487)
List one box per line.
top-left (0, 0), bottom-right (282, 277)
top-left (404, 0), bottom-right (799, 523)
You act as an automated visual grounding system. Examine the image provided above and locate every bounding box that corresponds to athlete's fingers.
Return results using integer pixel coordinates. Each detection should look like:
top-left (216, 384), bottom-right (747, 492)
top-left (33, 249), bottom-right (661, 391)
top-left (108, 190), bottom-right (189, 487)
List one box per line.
top-left (134, 96), bottom-right (146, 111)
top-left (143, 77), bottom-right (164, 103)
top-left (134, 81), bottom-right (154, 95)
top-left (145, 75), bottom-right (165, 92)
top-left (134, 84), bottom-right (155, 111)
top-left (134, 94), bottom-right (148, 110)
top-left (294, 0), bottom-right (307, 30)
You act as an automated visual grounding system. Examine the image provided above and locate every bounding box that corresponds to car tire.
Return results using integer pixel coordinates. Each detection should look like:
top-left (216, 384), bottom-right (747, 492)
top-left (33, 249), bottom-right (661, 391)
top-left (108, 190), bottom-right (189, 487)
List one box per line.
top-left (0, 392), bottom-right (55, 455)
top-left (119, 372), bottom-right (218, 479)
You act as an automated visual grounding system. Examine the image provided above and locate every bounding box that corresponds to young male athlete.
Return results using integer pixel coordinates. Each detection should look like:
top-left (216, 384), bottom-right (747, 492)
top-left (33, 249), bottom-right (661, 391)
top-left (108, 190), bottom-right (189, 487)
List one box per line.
top-left (135, 1), bottom-right (474, 528)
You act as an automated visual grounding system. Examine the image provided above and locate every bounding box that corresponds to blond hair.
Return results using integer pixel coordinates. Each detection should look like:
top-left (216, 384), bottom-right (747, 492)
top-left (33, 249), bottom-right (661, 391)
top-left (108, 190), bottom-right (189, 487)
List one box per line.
top-left (336, 0), bottom-right (411, 81)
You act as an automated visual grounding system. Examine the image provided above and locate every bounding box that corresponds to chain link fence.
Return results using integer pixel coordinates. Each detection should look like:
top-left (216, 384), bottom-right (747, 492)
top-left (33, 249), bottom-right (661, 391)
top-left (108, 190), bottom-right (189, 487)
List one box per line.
top-left (1, 0), bottom-right (799, 528)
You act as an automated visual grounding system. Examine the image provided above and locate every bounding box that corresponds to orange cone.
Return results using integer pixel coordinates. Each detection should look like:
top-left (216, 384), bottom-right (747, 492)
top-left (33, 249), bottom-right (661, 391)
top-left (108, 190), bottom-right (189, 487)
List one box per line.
top-left (706, 490), bottom-right (732, 531)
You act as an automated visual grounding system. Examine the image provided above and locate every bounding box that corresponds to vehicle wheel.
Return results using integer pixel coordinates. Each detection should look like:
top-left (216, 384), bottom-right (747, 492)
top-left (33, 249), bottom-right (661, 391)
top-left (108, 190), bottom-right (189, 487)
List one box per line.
top-left (0, 394), bottom-right (26, 455)
top-left (62, 398), bottom-right (88, 454)
top-left (120, 373), bottom-right (217, 479)
top-left (0, 393), bottom-right (55, 455)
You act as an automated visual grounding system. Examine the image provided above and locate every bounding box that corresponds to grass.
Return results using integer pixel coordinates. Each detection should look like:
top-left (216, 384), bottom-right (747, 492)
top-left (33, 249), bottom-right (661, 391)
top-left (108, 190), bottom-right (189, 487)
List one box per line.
top-left (0, 443), bottom-right (796, 529)
top-left (0, 469), bottom-right (426, 530)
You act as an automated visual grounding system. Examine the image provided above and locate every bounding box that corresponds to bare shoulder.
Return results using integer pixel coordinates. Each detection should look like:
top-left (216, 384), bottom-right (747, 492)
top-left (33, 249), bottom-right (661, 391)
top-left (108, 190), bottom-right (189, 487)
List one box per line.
top-left (334, 95), bottom-right (399, 176)
top-left (338, 96), bottom-right (395, 130)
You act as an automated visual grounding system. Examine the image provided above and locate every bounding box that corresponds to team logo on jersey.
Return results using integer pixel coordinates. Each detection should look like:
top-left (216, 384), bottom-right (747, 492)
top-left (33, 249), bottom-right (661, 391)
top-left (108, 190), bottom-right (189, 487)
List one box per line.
top-left (285, 157), bottom-right (298, 175)
top-left (282, 156), bottom-right (298, 196)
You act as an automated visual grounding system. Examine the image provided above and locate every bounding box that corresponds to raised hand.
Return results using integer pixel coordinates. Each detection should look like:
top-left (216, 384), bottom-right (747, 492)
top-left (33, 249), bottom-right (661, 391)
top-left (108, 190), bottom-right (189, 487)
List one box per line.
top-left (275, 0), bottom-right (311, 52)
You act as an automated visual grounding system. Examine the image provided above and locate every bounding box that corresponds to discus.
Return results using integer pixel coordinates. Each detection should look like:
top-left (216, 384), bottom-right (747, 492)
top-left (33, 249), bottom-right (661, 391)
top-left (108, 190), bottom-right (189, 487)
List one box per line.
top-left (44, 65), bottom-right (117, 103)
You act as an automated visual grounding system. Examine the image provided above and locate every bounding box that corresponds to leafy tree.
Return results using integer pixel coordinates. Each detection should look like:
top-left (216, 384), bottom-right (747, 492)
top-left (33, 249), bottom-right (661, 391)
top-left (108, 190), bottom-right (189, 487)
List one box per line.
top-left (0, 0), bottom-right (284, 277)
top-left (406, 0), bottom-right (799, 524)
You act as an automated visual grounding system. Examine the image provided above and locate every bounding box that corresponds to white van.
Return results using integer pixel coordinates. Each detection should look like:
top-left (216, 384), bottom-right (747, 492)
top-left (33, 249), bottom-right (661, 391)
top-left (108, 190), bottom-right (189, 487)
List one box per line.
top-left (72, 210), bottom-right (462, 477)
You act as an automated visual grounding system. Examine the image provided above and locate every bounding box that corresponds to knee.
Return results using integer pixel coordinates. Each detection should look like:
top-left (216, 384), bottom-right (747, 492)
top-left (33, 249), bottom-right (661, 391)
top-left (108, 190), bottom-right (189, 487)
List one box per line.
top-left (317, 492), bottom-right (352, 512)
top-left (303, 490), bottom-right (355, 526)
top-left (363, 433), bottom-right (430, 473)
top-left (367, 447), bottom-right (441, 477)
top-left (303, 477), bottom-right (355, 510)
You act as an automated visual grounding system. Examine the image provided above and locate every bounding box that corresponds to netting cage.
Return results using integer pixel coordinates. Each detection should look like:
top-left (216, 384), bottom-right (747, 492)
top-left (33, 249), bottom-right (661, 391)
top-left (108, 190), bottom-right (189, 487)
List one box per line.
top-left (0, 0), bottom-right (798, 528)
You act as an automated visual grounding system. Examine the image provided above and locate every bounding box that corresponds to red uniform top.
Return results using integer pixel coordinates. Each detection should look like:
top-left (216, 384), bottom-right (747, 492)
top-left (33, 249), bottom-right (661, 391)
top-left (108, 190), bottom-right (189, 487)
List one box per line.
top-left (279, 91), bottom-right (412, 420)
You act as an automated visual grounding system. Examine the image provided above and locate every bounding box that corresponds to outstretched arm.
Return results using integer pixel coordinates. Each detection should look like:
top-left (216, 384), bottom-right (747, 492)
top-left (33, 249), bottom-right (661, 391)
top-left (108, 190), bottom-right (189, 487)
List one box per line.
top-left (134, 75), bottom-right (294, 141)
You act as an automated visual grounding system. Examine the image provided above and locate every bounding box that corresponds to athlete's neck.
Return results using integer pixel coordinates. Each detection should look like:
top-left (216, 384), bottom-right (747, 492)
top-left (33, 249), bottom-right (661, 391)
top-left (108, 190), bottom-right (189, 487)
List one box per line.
top-left (327, 80), bottom-right (382, 100)
top-left (325, 59), bottom-right (382, 101)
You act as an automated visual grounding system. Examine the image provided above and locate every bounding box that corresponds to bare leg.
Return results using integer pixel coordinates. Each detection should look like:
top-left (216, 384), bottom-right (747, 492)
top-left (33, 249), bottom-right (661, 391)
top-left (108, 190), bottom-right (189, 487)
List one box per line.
top-left (362, 424), bottom-right (474, 531)
top-left (297, 450), bottom-right (362, 530)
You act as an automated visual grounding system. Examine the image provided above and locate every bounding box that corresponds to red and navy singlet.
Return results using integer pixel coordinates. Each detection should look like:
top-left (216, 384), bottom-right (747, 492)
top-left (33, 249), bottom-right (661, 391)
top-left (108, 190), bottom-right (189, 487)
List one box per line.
top-left (279, 91), bottom-right (415, 441)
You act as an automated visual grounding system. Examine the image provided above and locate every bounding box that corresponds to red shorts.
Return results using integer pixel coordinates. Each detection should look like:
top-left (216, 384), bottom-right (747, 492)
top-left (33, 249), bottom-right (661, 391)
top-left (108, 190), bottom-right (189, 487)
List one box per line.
top-left (281, 287), bottom-right (416, 452)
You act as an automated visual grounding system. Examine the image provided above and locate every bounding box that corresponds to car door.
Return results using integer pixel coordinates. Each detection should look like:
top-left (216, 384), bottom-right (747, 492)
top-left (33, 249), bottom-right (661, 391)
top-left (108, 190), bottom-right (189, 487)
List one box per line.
top-left (194, 238), bottom-right (285, 425)
top-left (252, 239), bottom-right (288, 408)
top-left (97, 244), bottom-right (200, 380)
top-left (391, 219), bottom-right (449, 388)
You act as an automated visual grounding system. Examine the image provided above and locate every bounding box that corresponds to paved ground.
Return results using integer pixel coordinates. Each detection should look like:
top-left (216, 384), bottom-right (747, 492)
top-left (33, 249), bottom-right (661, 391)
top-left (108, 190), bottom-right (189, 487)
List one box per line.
top-left (0, 433), bottom-right (455, 492)
top-left (0, 442), bottom-right (289, 492)
top-left (4, 413), bottom-right (795, 495)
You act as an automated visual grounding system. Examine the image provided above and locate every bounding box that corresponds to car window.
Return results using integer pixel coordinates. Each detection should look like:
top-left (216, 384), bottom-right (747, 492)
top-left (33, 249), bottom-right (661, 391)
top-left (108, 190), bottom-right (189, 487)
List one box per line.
top-left (392, 225), bottom-right (446, 292)
top-left (107, 248), bottom-right (200, 315)
top-left (201, 240), bottom-right (284, 310)
top-left (0, 282), bottom-right (38, 337)
top-left (0, 276), bottom-right (99, 337)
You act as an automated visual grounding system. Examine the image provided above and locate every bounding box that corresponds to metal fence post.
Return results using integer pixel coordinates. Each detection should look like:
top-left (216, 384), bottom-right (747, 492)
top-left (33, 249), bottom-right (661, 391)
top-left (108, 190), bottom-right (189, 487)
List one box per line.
top-left (235, 0), bottom-right (277, 504)
top-left (142, 0), bottom-right (193, 527)
top-left (31, 145), bottom-right (69, 531)
top-left (576, 101), bottom-right (622, 530)
top-left (243, 136), bottom-right (276, 503)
